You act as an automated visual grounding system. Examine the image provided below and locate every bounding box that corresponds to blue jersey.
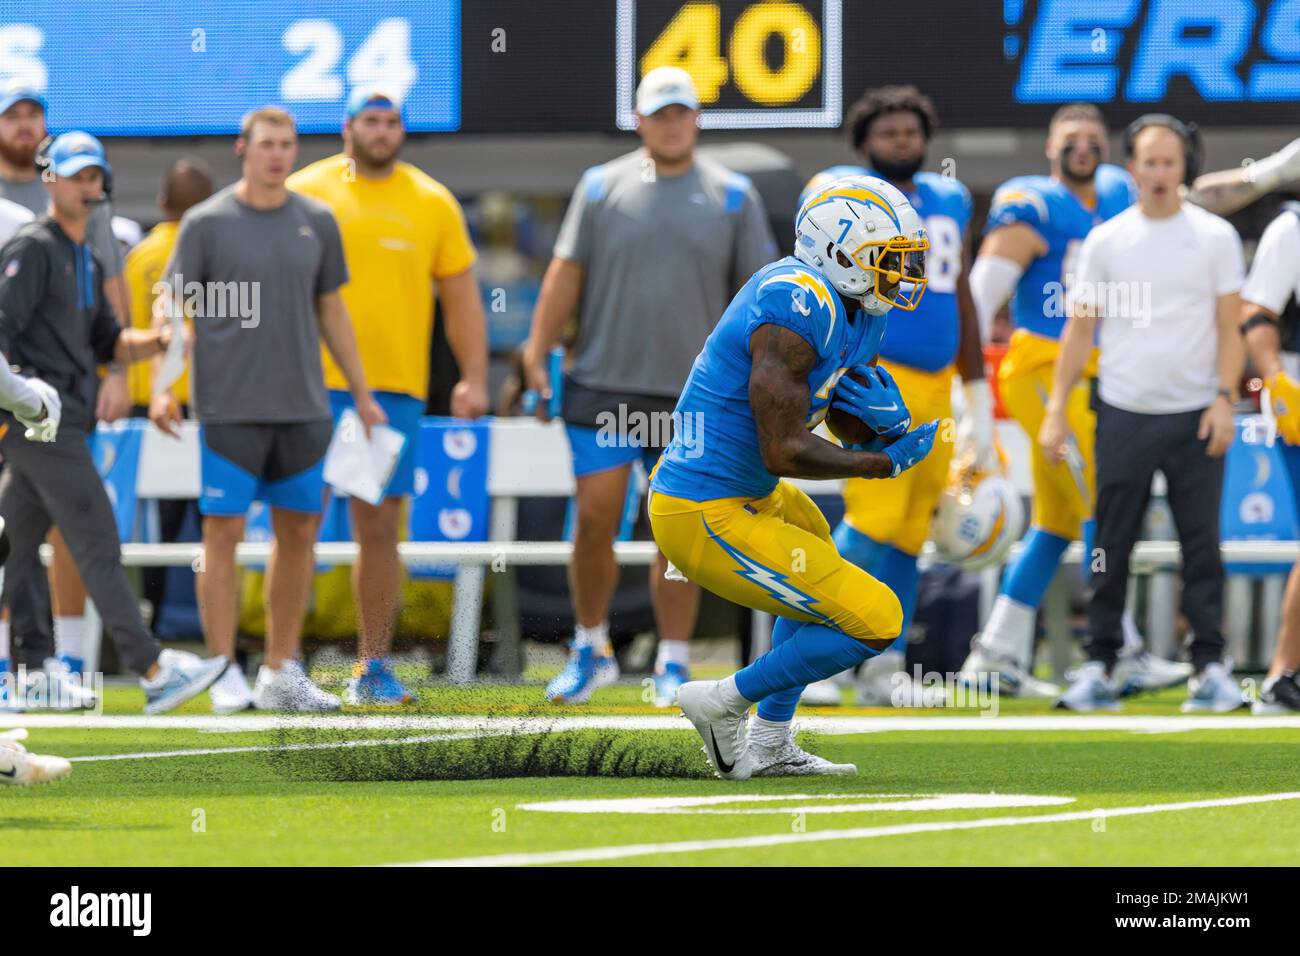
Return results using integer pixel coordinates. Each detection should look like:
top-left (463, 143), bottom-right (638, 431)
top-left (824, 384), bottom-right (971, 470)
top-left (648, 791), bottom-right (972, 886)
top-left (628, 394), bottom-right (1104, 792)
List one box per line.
top-left (650, 257), bottom-right (887, 502)
top-left (805, 166), bottom-right (972, 372)
top-left (985, 163), bottom-right (1136, 341)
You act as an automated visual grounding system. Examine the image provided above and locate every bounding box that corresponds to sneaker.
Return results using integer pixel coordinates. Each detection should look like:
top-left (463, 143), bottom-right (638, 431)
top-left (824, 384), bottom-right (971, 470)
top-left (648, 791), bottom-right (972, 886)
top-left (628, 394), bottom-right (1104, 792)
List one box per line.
top-left (1055, 661), bottom-right (1120, 712)
top-left (1113, 649), bottom-right (1193, 697)
top-left (141, 649), bottom-right (229, 715)
top-left (25, 658), bottom-right (98, 711)
top-left (0, 731), bottom-right (71, 786)
top-left (1182, 661), bottom-right (1246, 713)
top-left (959, 638), bottom-right (1061, 699)
top-left (210, 661), bottom-right (255, 715)
top-left (545, 645), bottom-right (620, 704)
top-left (677, 679), bottom-right (753, 780)
top-left (1254, 672), bottom-right (1300, 714)
top-left (751, 729), bottom-right (857, 777)
top-left (800, 678), bottom-right (843, 706)
top-left (652, 661), bottom-right (688, 708)
top-left (345, 659), bottom-right (416, 707)
top-left (253, 659), bottom-right (342, 712)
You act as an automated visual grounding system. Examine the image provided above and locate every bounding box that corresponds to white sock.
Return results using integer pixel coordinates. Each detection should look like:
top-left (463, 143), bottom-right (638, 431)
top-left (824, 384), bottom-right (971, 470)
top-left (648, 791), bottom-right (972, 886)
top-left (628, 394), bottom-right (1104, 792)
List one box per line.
top-left (54, 615), bottom-right (87, 661)
top-left (0, 619), bottom-right (9, 663)
top-left (655, 639), bottom-right (690, 671)
top-left (749, 714), bottom-right (790, 747)
top-left (574, 622), bottom-right (609, 653)
top-left (980, 596), bottom-right (1035, 664)
top-left (1120, 610), bottom-right (1143, 654)
top-left (718, 674), bottom-right (752, 715)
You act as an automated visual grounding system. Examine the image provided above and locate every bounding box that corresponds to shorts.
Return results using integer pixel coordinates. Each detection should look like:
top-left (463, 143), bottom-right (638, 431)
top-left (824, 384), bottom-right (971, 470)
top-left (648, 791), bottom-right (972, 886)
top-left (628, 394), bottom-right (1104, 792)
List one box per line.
top-left (562, 377), bottom-right (676, 478)
top-left (328, 390), bottom-right (424, 499)
top-left (199, 419), bottom-right (333, 516)
top-left (566, 424), bottom-right (665, 479)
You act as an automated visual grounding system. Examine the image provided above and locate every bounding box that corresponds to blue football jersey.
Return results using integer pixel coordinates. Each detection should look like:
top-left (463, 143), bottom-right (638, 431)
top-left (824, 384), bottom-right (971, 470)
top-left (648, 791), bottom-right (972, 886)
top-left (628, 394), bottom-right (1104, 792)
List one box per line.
top-left (650, 257), bottom-right (887, 502)
top-left (985, 163), bottom-right (1136, 340)
top-left (806, 166), bottom-right (972, 372)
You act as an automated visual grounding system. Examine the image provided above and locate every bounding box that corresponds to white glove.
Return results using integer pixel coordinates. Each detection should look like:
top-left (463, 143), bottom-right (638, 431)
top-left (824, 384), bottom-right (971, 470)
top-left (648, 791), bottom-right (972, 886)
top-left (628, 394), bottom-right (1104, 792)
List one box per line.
top-left (956, 379), bottom-right (999, 473)
top-left (16, 377), bottom-right (60, 442)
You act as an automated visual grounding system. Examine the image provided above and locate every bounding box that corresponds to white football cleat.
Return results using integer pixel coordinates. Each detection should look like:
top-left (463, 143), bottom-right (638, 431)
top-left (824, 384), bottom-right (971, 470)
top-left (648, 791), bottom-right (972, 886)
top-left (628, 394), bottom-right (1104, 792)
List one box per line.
top-left (1182, 661), bottom-right (1247, 713)
top-left (253, 659), bottom-right (341, 712)
top-left (210, 661), bottom-right (255, 715)
top-left (1112, 649), bottom-right (1192, 697)
top-left (799, 678), bottom-right (843, 706)
top-left (0, 732), bottom-right (72, 785)
top-left (677, 680), bottom-right (753, 780)
top-left (751, 730), bottom-right (857, 777)
top-left (958, 639), bottom-right (1061, 699)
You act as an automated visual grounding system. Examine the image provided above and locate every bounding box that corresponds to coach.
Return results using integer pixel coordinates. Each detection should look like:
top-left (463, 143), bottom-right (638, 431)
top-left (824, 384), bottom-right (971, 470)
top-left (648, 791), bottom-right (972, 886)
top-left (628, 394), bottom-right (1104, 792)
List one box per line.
top-left (522, 67), bottom-right (775, 706)
top-left (1040, 114), bottom-right (1246, 713)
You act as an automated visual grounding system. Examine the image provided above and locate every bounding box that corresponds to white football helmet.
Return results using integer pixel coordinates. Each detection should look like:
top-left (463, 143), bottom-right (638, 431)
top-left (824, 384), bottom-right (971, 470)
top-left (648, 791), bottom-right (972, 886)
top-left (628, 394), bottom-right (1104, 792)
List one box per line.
top-left (931, 470), bottom-right (1025, 571)
top-left (793, 175), bottom-right (929, 315)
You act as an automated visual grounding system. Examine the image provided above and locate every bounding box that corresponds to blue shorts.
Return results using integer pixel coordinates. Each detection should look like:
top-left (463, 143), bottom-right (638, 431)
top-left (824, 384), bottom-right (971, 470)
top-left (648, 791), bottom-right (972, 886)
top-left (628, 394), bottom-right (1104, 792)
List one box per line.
top-left (565, 424), bottom-right (663, 479)
top-left (199, 420), bottom-right (333, 516)
top-left (329, 390), bottom-right (424, 499)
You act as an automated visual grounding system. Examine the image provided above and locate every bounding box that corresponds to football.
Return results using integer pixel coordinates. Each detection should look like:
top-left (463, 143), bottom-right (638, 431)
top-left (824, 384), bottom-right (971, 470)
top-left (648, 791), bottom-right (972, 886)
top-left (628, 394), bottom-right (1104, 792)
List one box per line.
top-left (826, 368), bottom-right (895, 449)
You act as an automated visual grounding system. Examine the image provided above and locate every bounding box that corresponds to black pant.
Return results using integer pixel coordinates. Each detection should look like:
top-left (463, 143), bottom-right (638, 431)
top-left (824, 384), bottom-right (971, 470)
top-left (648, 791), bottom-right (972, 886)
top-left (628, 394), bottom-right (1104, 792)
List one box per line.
top-left (1087, 400), bottom-right (1225, 672)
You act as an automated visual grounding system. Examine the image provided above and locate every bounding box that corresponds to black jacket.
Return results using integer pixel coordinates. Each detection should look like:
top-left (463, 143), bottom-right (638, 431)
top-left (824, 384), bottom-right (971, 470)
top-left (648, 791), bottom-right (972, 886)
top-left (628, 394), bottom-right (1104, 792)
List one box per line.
top-left (0, 215), bottom-right (121, 433)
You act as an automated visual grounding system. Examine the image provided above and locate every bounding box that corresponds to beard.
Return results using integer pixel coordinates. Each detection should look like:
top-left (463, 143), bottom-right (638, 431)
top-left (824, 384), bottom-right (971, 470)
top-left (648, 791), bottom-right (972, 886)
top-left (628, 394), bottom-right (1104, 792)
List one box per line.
top-left (867, 151), bottom-right (925, 184)
top-left (0, 137), bottom-right (37, 170)
top-left (1059, 142), bottom-right (1101, 185)
top-left (353, 139), bottom-right (401, 170)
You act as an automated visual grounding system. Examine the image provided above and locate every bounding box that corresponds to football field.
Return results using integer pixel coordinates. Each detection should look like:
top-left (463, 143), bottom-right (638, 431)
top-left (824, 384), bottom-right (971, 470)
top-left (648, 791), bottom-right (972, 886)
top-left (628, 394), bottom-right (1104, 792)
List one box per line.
top-left (4, 671), bottom-right (1300, 867)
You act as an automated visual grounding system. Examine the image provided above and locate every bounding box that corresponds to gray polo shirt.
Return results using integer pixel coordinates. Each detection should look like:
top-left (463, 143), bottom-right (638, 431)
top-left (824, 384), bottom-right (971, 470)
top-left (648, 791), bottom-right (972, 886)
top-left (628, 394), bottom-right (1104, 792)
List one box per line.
top-left (555, 150), bottom-right (775, 398)
top-left (164, 185), bottom-right (347, 424)
top-left (0, 175), bottom-right (123, 280)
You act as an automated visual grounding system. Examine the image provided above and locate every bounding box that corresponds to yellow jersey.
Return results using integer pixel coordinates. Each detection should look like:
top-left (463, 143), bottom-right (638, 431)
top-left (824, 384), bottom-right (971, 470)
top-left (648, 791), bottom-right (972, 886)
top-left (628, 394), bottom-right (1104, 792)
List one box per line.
top-left (123, 219), bottom-right (188, 406)
top-left (287, 155), bottom-right (477, 398)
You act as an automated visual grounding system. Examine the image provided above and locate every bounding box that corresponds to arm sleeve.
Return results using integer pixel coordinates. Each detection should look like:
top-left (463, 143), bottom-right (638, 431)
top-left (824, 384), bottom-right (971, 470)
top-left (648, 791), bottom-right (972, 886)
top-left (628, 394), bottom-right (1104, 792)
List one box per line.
top-left (730, 181), bottom-right (778, 292)
top-left (0, 235), bottom-right (48, 355)
top-left (1241, 214), bottom-right (1299, 312)
top-left (1064, 230), bottom-right (1105, 315)
top-left (1214, 221), bottom-right (1246, 297)
top-left (90, 265), bottom-right (123, 364)
top-left (431, 187), bottom-right (478, 279)
top-left (553, 168), bottom-right (601, 265)
top-left (314, 209), bottom-right (349, 296)
top-left (88, 204), bottom-right (124, 279)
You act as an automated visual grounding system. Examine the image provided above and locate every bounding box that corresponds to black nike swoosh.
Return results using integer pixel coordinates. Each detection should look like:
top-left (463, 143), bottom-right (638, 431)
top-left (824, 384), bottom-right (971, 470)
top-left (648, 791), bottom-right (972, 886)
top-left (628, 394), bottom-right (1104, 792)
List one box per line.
top-left (709, 727), bottom-right (734, 774)
top-left (0, 767), bottom-right (15, 778)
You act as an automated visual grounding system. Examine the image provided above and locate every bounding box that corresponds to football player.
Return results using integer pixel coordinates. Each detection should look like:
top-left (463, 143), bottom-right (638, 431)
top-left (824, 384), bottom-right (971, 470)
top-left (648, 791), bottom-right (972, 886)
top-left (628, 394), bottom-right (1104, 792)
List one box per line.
top-left (799, 85), bottom-right (992, 706)
top-left (957, 103), bottom-right (1189, 698)
top-left (650, 176), bottom-right (937, 778)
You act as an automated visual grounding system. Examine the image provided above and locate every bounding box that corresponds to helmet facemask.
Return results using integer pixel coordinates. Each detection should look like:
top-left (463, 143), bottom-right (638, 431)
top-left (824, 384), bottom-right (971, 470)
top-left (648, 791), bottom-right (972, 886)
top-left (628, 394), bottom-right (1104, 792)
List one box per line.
top-left (852, 235), bottom-right (929, 311)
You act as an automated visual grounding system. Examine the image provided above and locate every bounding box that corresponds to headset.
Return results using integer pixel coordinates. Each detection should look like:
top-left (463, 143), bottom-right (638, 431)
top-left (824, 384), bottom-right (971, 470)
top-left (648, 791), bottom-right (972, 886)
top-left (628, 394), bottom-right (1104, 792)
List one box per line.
top-left (1123, 113), bottom-right (1203, 186)
top-left (33, 134), bottom-right (114, 203)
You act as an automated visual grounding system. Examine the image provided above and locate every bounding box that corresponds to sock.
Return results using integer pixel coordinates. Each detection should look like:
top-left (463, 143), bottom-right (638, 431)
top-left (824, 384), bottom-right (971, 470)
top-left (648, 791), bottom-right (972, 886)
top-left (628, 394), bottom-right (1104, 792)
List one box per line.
top-left (871, 546), bottom-right (920, 656)
top-left (1001, 529), bottom-right (1070, 608)
top-left (735, 621), bottom-right (879, 704)
top-left (54, 615), bottom-right (87, 662)
top-left (1120, 609), bottom-right (1144, 655)
top-left (980, 595), bottom-right (1037, 664)
top-left (654, 638), bottom-right (689, 672)
top-left (749, 713), bottom-right (791, 748)
top-left (717, 674), bottom-right (751, 714)
top-left (573, 622), bottom-right (609, 653)
top-left (756, 616), bottom-right (802, 722)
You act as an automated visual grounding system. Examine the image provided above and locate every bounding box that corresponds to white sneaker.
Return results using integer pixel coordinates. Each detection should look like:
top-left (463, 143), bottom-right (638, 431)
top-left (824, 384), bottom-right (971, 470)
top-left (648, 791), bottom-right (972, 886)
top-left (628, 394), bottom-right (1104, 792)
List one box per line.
top-left (1182, 661), bottom-right (1246, 713)
top-left (854, 649), bottom-right (904, 706)
top-left (1113, 649), bottom-right (1193, 697)
top-left (800, 678), bottom-right (843, 706)
top-left (751, 729), bottom-right (857, 777)
top-left (1055, 661), bottom-right (1120, 712)
top-left (253, 659), bottom-right (342, 712)
top-left (677, 680), bottom-right (753, 780)
top-left (25, 658), bottom-right (98, 711)
top-left (0, 730), bottom-right (71, 785)
top-left (210, 661), bottom-right (255, 715)
top-left (958, 638), bottom-right (1061, 699)
top-left (141, 649), bottom-right (229, 715)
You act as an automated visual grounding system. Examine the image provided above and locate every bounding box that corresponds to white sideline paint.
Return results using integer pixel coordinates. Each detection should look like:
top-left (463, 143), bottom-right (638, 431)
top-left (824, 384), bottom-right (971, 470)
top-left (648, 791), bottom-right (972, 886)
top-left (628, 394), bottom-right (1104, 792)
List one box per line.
top-left (6, 713), bottom-right (1300, 733)
top-left (393, 791), bottom-right (1300, 867)
top-left (517, 793), bottom-right (1078, 815)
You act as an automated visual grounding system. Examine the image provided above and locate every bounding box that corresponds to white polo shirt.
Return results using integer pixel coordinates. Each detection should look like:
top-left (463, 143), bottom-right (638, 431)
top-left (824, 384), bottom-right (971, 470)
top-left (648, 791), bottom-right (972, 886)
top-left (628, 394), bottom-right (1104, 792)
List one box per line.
top-left (1069, 202), bottom-right (1244, 415)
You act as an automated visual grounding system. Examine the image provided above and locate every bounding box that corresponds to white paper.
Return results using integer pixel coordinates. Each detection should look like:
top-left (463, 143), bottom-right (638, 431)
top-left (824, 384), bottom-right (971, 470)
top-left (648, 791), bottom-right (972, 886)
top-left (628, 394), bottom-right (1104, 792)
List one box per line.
top-left (322, 408), bottom-right (408, 506)
top-left (152, 312), bottom-right (187, 396)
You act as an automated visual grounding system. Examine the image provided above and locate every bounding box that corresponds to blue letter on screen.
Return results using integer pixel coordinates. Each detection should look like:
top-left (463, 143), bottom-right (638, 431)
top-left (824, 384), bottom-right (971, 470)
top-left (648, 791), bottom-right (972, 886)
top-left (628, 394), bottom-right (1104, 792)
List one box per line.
top-left (1125, 0), bottom-right (1254, 101)
top-left (1250, 0), bottom-right (1300, 100)
top-left (1015, 0), bottom-right (1141, 103)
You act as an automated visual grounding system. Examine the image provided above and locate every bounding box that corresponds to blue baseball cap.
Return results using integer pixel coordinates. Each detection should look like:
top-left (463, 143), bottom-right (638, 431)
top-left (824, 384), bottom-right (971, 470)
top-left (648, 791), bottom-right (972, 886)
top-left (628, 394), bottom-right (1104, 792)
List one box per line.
top-left (0, 86), bottom-right (46, 116)
top-left (346, 88), bottom-right (402, 120)
top-left (44, 131), bottom-right (111, 179)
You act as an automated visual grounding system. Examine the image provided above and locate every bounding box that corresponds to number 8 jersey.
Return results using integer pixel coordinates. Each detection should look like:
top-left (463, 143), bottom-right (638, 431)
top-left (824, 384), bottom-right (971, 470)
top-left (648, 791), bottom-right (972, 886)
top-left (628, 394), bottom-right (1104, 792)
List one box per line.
top-left (803, 166), bottom-right (972, 372)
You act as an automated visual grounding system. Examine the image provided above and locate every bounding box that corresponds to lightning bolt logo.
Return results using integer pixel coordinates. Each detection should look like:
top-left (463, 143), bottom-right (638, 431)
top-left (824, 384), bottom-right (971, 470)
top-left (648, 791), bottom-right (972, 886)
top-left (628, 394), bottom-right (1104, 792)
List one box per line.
top-left (702, 516), bottom-right (828, 622)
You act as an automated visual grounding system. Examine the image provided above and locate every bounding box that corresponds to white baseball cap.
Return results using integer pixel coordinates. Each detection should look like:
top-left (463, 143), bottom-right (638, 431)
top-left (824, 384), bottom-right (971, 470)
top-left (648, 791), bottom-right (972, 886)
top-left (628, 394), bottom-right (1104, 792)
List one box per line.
top-left (635, 66), bottom-right (699, 116)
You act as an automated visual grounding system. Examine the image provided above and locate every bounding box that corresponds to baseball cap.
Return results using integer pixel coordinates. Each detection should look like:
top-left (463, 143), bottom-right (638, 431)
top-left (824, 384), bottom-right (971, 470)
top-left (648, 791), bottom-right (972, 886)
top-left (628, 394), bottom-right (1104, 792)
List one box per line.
top-left (0, 85), bottom-right (46, 116)
top-left (635, 66), bottom-right (699, 116)
top-left (44, 131), bottom-right (111, 179)
top-left (346, 88), bottom-right (402, 120)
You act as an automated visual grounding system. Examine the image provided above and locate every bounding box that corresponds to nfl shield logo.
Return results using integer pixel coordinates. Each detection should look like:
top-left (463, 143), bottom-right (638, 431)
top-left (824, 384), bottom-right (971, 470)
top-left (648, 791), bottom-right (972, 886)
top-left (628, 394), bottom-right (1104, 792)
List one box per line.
top-left (3, 259), bottom-right (17, 278)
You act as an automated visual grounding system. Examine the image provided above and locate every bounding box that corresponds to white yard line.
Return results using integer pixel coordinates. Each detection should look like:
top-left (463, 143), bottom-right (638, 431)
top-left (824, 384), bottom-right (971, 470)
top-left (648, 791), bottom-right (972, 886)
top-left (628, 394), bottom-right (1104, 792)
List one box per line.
top-left (392, 792), bottom-right (1300, 867)
top-left (4, 713), bottom-right (1300, 733)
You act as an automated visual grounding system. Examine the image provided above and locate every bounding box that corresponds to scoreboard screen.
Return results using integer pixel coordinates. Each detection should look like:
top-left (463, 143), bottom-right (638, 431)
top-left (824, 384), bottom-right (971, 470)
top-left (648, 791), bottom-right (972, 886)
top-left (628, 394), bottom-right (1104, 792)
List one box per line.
top-left (4, 0), bottom-right (1300, 135)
